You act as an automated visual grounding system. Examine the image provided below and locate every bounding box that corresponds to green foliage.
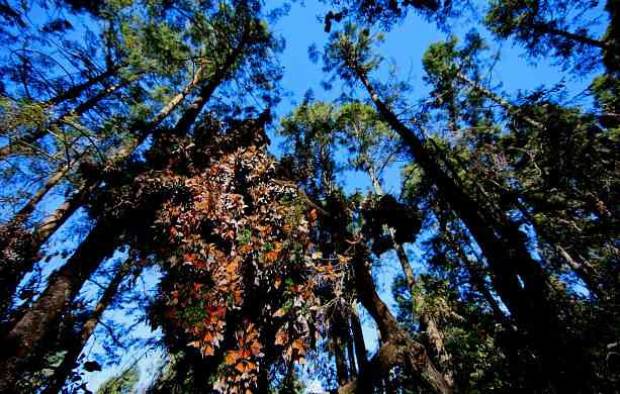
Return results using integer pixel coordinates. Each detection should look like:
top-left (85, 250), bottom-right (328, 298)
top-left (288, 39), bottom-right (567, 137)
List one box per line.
top-left (484, 0), bottom-right (610, 71)
top-left (1, 0), bottom-right (619, 393)
top-left (96, 366), bottom-right (139, 394)
top-left (323, 23), bottom-right (384, 86)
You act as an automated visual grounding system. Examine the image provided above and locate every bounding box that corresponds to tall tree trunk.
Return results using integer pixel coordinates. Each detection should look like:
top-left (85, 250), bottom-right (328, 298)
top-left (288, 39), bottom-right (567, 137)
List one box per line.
top-left (0, 64), bottom-right (209, 316)
top-left (42, 258), bottom-right (134, 394)
top-left (171, 24), bottom-right (250, 135)
top-left (8, 164), bottom-right (72, 227)
top-left (0, 217), bottom-right (122, 392)
top-left (0, 25), bottom-right (247, 387)
top-left (532, 22), bottom-right (611, 50)
top-left (346, 244), bottom-right (452, 394)
top-left (345, 327), bottom-right (357, 377)
top-left (5, 142), bottom-right (94, 229)
top-left (368, 165), bottom-right (455, 387)
top-left (349, 306), bottom-right (367, 372)
top-left (455, 72), bottom-right (543, 129)
top-left (603, 0), bottom-right (620, 72)
top-left (332, 326), bottom-right (350, 386)
top-left (352, 65), bottom-right (584, 390)
top-left (0, 51), bottom-right (243, 388)
top-left (0, 160), bottom-right (76, 317)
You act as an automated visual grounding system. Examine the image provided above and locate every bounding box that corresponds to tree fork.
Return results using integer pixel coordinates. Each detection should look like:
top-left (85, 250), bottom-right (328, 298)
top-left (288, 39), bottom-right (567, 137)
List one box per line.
top-left (347, 243), bottom-right (452, 393)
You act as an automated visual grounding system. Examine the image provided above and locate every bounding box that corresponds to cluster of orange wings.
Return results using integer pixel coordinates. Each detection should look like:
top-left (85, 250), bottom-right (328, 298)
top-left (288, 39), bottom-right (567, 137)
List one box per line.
top-left (151, 128), bottom-right (333, 392)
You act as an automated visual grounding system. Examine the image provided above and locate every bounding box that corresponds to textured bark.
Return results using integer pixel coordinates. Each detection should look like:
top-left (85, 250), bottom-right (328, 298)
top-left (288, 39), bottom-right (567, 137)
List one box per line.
top-left (0, 218), bottom-right (121, 392)
top-left (348, 247), bottom-right (452, 393)
top-left (42, 258), bottom-right (134, 394)
top-left (338, 341), bottom-right (402, 394)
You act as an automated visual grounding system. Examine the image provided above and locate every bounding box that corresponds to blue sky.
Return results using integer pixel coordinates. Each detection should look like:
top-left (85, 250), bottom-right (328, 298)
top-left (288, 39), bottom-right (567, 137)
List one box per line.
top-left (3, 0), bottom-right (605, 391)
top-left (83, 0), bottom-right (604, 391)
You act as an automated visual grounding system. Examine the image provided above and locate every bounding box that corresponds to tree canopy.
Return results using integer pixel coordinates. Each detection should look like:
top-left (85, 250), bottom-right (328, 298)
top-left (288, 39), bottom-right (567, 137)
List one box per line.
top-left (0, 0), bottom-right (618, 392)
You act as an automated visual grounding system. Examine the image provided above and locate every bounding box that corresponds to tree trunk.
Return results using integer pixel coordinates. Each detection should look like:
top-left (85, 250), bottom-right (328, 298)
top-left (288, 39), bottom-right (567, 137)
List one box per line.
top-left (0, 161), bottom-right (76, 317)
top-left (332, 327), bottom-right (350, 386)
top-left (455, 72), bottom-right (543, 129)
top-left (352, 65), bottom-right (583, 390)
top-left (42, 258), bottom-right (134, 394)
top-left (0, 63), bottom-right (209, 316)
top-left (368, 164), bottom-right (455, 387)
top-left (46, 65), bottom-right (122, 107)
top-left (0, 217), bottom-right (122, 392)
top-left (348, 244), bottom-right (452, 394)
top-left (345, 329), bottom-right (357, 377)
top-left (171, 25), bottom-right (250, 135)
top-left (349, 306), bottom-right (368, 372)
top-left (532, 22), bottom-right (611, 50)
top-left (0, 29), bottom-right (246, 388)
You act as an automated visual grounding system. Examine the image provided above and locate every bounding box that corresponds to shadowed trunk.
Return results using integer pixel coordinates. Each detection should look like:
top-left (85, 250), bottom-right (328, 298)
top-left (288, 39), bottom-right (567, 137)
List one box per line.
top-left (0, 217), bottom-right (123, 392)
top-left (531, 22), bottom-right (611, 50)
top-left (349, 306), bottom-right (367, 372)
top-left (42, 258), bottom-right (135, 394)
top-left (352, 63), bottom-right (585, 390)
top-left (346, 244), bottom-right (452, 394)
top-left (0, 161), bottom-right (75, 317)
top-left (332, 326), bottom-right (350, 386)
top-left (367, 164), bottom-right (455, 387)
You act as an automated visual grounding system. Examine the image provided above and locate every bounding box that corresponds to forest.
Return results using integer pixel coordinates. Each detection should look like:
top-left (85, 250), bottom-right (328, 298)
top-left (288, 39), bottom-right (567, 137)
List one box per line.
top-left (0, 0), bottom-right (618, 392)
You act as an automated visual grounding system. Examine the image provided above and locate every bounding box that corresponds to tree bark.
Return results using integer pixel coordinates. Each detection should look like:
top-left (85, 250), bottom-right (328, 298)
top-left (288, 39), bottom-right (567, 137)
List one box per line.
top-left (42, 258), bottom-right (134, 394)
top-left (345, 328), bottom-right (357, 377)
top-left (332, 327), bottom-right (350, 386)
top-left (0, 160), bottom-right (76, 317)
top-left (348, 245), bottom-right (452, 394)
top-left (367, 164), bottom-right (455, 387)
top-left (351, 64), bottom-right (582, 390)
top-left (0, 217), bottom-right (122, 392)
top-left (349, 306), bottom-right (368, 372)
